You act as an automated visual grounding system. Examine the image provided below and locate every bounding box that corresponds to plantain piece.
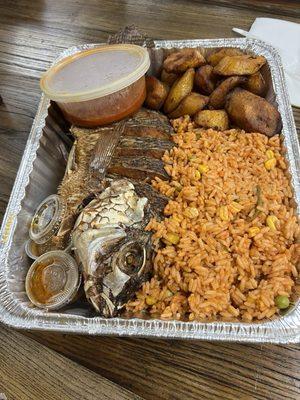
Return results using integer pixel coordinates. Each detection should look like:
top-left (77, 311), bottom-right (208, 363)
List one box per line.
top-left (243, 72), bottom-right (267, 97)
top-left (225, 88), bottom-right (282, 136)
top-left (194, 65), bottom-right (217, 95)
top-left (214, 55), bottom-right (266, 76)
top-left (145, 76), bottom-right (169, 110)
top-left (163, 49), bottom-right (206, 73)
top-left (209, 76), bottom-right (247, 109)
top-left (207, 48), bottom-right (244, 66)
top-left (194, 109), bottom-right (229, 131)
top-left (168, 92), bottom-right (209, 118)
top-left (163, 68), bottom-right (195, 114)
top-left (161, 69), bottom-right (178, 86)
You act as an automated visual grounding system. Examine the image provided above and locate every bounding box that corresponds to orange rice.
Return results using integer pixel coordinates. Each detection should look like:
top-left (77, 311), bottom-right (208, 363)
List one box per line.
top-left (126, 116), bottom-right (300, 322)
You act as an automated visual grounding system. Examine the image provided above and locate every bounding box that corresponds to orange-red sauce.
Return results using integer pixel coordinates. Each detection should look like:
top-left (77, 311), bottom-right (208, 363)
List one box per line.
top-left (28, 261), bottom-right (66, 305)
top-left (58, 80), bottom-right (146, 127)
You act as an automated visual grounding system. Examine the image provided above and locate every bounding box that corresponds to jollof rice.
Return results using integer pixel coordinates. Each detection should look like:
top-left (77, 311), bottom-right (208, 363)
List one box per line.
top-left (127, 116), bottom-right (300, 322)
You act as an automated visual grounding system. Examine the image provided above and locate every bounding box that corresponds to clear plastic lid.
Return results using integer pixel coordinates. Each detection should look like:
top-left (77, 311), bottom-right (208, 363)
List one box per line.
top-left (25, 239), bottom-right (42, 260)
top-left (29, 195), bottom-right (64, 244)
top-left (40, 44), bottom-right (150, 103)
top-left (25, 239), bottom-right (58, 260)
top-left (25, 251), bottom-right (80, 310)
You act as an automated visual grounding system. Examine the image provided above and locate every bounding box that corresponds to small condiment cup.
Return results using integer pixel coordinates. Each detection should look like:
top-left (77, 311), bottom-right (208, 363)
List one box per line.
top-left (29, 194), bottom-right (64, 244)
top-left (25, 250), bottom-right (81, 310)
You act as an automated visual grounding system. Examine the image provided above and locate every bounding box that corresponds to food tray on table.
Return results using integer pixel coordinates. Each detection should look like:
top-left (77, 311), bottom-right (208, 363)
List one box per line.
top-left (0, 37), bottom-right (299, 342)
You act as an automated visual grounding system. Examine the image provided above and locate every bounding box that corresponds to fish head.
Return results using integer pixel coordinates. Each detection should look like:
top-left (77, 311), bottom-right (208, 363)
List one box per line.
top-left (72, 179), bottom-right (152, 317)
top-left (96, 228), bottom-right (152, 317)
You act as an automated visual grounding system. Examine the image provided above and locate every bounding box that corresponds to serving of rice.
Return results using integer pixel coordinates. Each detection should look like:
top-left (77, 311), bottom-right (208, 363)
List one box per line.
top-left (127, 116), bottom-right (300, 322)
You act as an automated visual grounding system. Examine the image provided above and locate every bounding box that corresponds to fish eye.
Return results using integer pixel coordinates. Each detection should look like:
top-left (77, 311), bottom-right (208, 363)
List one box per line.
top-left (118, 242), bottom-right (146, 276)
top-left (125, 253), bottom-right (135, 266)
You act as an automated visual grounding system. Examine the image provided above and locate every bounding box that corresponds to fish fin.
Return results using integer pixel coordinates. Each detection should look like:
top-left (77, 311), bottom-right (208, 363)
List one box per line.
top-left (89, 121), bottom-right (126, 179)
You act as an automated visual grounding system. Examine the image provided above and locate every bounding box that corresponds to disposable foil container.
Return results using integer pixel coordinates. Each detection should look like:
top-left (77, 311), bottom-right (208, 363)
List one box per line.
top-left (0, 38), bottom-right (299, 342)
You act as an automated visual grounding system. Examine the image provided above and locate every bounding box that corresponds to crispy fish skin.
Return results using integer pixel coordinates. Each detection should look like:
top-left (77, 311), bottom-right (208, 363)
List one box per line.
top-left (214, 55), bottom-right (266, 76)
top-left (133, 180), bottom-right (168, 216)
top-left (194, 109), bottom-right (229, 131)
top-left (71, 108), bottom-right (174, 141)
top-left (225, 88), bottom-right (282, 136)
top-left (124, 108), bottom-right (173, 139)
top-left (163, 48), bottom-right (206, 73)
top-left (107, 156), bottom-right (169, 181)
top-left (243, 72), bottom-right (267, 97)
top-left (163, 68), bottom-right (195, 114)
top-left (207, 48), bottom-right (244, 66)
top-left (145, 76), bottom-right (169, 110)
top-left (168, 92), bottom-right (209, 118)
top-left (194, 65), bottom-right (217, 95)
top-left (114, 137), bottom-right (173, 159)
top-left (209, 76), bottom-right (247, 109)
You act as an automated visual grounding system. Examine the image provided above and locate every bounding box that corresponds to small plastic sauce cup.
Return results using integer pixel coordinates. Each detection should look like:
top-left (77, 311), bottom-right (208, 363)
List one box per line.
top-left (29, 194), bottom-right (64, 244)
top-left (25, 239), bottom-right (56, 260)
top-left (25, 251), bottom-right (81, 310)
top-left (40, 44), bottom-right (150, 127)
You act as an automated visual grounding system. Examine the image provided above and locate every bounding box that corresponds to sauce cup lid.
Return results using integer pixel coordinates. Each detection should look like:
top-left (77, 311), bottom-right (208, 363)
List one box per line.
top-left (25, 239), bottom-right (39, 260)
top-left (25, 239), bottom-right (59, 260)
top-left (25, 250), bottom-right (80, 310)
top-left (40, 44), bottom-right (150, 103)
top-left (29, 195), bottom-right (64, 244)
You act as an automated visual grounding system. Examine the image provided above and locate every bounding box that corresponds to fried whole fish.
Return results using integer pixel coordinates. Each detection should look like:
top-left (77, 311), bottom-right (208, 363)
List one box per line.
top-left (58, 109), bottom-right (173, 316)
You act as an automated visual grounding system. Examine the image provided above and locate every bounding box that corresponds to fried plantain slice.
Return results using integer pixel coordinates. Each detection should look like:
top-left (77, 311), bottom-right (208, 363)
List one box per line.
top-left (207, 48), bottom-right (244, 66)
top-left (225, 88), bottom-right (281, 136)
top-left (145, 76), bottom-right (169, 110)
top-left (209, 76), bottom-right (247, 109)
top-left (194, 109), bottom-right (229, 131)
top-left (163, 68), bottom-right (195, 114)
top-left (194, 65), bottom-right (217, 95)
top-left (163, 49), bottom-right (206, 73)
top-left (168, 92), bottom-right (209, 118)
top-left (243, 72), bottom-right (267, 97)
top-left (214, 55), bottom-right (266, 76)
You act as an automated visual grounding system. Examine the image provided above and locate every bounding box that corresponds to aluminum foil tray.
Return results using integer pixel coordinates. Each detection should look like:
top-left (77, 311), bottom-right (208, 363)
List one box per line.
top-left (1, 38), bottom-right (299, 342)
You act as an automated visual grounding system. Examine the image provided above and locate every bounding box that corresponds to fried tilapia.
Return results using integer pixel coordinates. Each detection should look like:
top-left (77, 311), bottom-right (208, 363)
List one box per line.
top-left (56, 109), bottom-right (173, 316)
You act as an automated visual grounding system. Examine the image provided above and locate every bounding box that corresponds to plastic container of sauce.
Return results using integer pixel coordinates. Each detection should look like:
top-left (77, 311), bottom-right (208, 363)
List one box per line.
top-left (25, 239), bottom-right (54, 260)
top-left (40, 44), bottom-right (150, 127)
top-left (25, 251), bottom-right (81, 310)
top-left (29, 194), bottom-right (64, 244)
